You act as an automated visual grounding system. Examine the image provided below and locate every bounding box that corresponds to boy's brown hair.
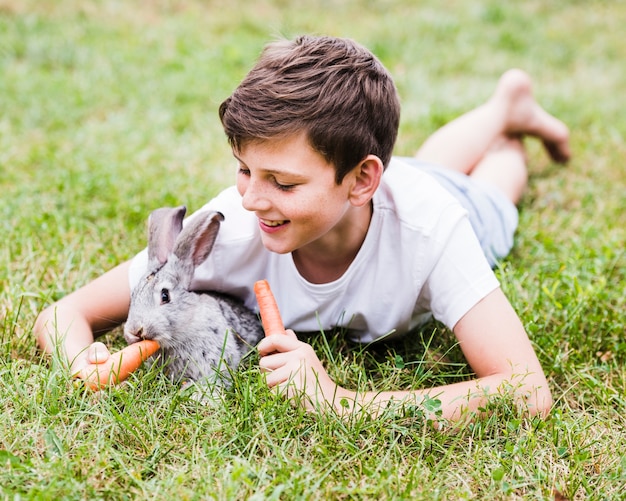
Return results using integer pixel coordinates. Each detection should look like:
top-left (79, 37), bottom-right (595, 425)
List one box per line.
top-left (219, 35), bottom-right (401, 184)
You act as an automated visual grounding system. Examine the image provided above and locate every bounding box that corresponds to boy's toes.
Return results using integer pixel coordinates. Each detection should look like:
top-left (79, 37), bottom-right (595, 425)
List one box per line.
top-left (543, 139), bottom-right (571, 164)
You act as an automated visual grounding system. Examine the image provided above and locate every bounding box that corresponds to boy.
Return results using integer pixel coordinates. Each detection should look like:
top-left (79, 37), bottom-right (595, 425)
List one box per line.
top-left (35, 35), bottom-right (570, 421)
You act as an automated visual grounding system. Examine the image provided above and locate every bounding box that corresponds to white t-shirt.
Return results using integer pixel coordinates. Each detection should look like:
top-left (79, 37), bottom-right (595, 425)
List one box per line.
top-left (129, 159), bottom-right (499, 343)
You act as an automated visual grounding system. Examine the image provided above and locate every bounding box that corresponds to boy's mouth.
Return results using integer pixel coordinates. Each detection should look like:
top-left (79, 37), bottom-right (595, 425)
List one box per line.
top-left (260, 218), bottom-right (288, 227)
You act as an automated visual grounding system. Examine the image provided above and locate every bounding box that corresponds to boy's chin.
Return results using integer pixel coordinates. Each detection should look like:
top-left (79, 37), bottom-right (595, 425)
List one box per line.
top-left (261, 238), bottom-right (296, 255)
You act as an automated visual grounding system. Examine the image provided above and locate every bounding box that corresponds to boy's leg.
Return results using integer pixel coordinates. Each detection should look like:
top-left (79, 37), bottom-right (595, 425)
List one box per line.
top-left (414, 69), bottom-right (570, 178)
top-left (469, 135), bottom-right (528, 205)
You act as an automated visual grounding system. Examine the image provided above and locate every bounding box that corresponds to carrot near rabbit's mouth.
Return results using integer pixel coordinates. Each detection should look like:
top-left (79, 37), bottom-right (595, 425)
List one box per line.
top-left (77, 339), bottom-right (161, 390)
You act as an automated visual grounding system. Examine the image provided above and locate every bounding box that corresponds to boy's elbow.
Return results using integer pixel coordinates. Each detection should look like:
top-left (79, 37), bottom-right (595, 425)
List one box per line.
top-left (538, 390), bottom-right (554, 418)
top-left (527, 382), bottom-right (553, 419)
top-left (34, 302), bottom-right (70, 352)
top-left (505, 368), bottom-right (553, 418)
top-left (34, 304), bottom-right (57, 350)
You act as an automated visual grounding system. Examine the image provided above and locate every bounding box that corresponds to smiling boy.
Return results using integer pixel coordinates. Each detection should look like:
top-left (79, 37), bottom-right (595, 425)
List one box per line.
top-left (234, 133), bottom-right (373, 282)
top-left (35, 35), bottom-right (570, 421)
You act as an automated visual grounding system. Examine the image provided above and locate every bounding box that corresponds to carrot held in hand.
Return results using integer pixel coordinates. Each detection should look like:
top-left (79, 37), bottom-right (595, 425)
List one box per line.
top-left (76, 339), bottom-right (161, 390)
top-left (254, 279), bottom-right (286, 336)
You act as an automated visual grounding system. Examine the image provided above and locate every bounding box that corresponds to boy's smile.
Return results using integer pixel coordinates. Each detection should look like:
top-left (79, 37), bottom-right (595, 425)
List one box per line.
top-left (234, 132), bottom-right (378, 281)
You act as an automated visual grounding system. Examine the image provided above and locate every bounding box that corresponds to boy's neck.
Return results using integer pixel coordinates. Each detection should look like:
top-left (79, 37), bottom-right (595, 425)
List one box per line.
top-left (291, 202), bottom-right (373, 284)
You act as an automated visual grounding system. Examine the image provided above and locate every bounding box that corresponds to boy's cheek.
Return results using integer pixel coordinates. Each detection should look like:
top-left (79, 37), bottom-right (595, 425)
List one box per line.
top-left (235, 176), bottom-right (247, 198)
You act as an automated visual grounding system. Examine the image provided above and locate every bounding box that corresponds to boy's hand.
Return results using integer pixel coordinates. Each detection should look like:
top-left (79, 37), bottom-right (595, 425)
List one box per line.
top-left (258, 331), bottom-right (349, 413)
top-left (71, 341), bottom-right (112, 379)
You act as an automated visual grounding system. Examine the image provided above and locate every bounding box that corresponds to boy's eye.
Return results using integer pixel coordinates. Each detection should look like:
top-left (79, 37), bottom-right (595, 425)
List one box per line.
top-left (273, 179), bottom-right (296, 191)
top-left (238, 165), bottom-right (296, 191)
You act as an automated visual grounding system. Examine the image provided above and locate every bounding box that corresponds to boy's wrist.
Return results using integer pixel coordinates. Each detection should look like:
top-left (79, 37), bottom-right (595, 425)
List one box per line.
top-left (328, 386), bottom-right (359, 415)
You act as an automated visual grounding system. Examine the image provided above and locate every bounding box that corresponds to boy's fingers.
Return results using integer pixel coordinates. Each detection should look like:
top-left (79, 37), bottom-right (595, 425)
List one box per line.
top-left (263, 366), bottom-right (288, 388)
top-left (70, 358), bottom-right (89, 378)
top-left (257, 333), bottom-right (301, 356)
top-left (259, 350), bottom-right (296, 372)
top-left (262, 362), bottom-right (305, 390)
top-left (87, 342), bottom-right (111, 364)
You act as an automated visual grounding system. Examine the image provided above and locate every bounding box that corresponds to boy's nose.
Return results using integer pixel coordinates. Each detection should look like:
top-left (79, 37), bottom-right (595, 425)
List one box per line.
top-left (240, 178), bottom-right (271, 212)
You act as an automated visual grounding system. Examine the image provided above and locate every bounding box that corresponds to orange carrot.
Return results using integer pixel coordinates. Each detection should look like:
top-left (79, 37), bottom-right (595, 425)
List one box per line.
top-left (77, 339), bottom-right (161, 390)
top-left (254, 279), bottom-right (285, 336)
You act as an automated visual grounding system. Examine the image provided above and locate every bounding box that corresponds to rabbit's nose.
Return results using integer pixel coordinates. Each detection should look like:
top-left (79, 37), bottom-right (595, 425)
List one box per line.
top-left (136, 327), bottom-right (144, 339)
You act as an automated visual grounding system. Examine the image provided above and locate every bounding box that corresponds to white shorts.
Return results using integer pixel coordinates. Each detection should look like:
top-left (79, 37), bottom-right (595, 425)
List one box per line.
top-left (398, 157), bottom-right (519, 268)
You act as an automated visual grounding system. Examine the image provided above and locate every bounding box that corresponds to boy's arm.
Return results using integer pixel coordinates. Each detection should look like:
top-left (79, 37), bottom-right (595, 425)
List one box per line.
top-left (258, 287), bottom-right (553, 421)
top-left (34, 261), bottom-right (133, 374)
top-left (446, 286), bottom-right (553, 418)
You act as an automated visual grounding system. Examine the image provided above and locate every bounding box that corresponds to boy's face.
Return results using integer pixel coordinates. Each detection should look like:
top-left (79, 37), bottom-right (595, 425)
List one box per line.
top-left (234, 132), bottom-right (358, 255)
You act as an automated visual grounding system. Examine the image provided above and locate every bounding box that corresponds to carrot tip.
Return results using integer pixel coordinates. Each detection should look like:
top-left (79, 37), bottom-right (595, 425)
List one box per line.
top-left (254, 279), bottom-right (286, 336)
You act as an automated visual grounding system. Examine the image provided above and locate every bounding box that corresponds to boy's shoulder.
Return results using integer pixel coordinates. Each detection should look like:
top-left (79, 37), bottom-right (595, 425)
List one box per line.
top-left (191, 186), bottom-right (260, 246)
top-left (376, 157), bottom-right (465, 228)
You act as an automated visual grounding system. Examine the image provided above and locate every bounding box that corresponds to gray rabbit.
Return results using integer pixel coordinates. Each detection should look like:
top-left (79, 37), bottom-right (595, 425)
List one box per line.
top-left (124, 206), bottom-right (264, 392)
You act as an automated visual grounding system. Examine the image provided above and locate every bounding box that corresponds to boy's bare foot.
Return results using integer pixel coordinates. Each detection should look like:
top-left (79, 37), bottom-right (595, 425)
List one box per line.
top-left (493, 69), bottom-right (571, 164)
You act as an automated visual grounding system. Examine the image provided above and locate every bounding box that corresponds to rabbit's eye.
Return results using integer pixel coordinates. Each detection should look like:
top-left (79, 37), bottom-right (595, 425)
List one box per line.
top-left (160, 288), bottom-right (170, 304)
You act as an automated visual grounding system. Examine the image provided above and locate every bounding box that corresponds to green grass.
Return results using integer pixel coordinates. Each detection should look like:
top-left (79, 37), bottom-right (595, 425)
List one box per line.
top-left (1, 0), bottom-right (625, 499)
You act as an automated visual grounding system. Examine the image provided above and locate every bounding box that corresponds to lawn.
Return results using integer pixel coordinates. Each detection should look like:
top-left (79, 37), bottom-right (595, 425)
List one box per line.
top-left (1, 1), bottom-right (625, 499)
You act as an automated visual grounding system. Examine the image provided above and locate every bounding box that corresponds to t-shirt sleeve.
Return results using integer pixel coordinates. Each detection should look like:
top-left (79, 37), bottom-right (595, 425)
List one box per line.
top-left (420, 212), bottom-right (500, 330)
top-left (128, 247), bottom-right (149, 291)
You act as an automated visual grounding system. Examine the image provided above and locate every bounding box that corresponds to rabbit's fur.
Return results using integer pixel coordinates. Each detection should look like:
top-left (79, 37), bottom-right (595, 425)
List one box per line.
top-left (124, 206), bottom-right (264, 390)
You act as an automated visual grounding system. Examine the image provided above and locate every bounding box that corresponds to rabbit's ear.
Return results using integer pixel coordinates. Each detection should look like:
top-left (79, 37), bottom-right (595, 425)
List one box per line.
top-left (173, 211), bottom-right (224, 268)
top-left (147, 206), bottom-right (187, 266)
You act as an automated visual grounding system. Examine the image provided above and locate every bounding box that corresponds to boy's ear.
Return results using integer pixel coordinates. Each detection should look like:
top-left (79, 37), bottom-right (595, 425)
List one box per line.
top-left (348, 155), bottom-right (383, 207)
